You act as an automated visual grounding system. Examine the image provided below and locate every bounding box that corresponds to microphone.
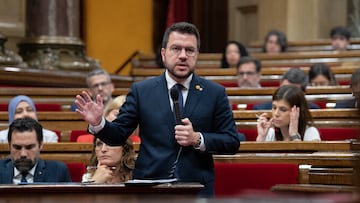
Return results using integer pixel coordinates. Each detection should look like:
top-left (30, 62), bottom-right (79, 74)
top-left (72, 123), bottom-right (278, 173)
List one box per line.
top-left (170, 87), bottom-right (182, 125)
top-left (168, 85), bottom-right (183, 179)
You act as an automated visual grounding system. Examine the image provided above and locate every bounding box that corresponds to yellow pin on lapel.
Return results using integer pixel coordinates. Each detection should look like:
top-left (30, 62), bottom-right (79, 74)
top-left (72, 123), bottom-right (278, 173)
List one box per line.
top-left (195, 85), bottom-right (203, 91)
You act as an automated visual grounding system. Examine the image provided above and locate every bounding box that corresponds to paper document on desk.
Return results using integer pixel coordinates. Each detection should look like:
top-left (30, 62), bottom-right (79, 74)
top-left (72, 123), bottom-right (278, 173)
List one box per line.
top-left (124, 178), bottom-right (177, 186)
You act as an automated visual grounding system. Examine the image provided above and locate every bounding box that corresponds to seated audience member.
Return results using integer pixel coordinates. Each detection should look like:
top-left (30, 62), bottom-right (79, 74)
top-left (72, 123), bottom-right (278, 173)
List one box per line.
top-left (221, 40), bottom-right (249, 68)
top-left (0, 117), bottom-right (71, 183)
top-left (330, 26), bottom-right (351, 51)
top-left (71, 68), bottom-right (115, 111)
top-left (253, 68), bottom-right (320, 110)
top-left (236, 56), bottom-right (262, 88)
top-left (308, 63), bottom-right (338, 86)
top-left (263, 30), bottom-right (288, 53)
top-left (81, 137), bottom-right (136, 183)
top-left (256, 85), bottom-right (321, 142)
top-left (335, 68), bottom-right (360, 108)
top-left (0, 95), bottom-right (58, 143)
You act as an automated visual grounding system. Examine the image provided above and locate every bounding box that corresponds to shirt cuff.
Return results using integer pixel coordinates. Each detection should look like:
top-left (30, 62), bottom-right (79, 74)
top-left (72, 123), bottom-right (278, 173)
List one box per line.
top-left (88, 117), bottom-right (106, 134)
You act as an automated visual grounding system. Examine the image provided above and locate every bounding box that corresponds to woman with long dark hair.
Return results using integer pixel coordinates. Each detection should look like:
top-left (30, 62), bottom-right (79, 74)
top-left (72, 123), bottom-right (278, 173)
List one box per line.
top-left (256, 85), bottom-right (321, 141)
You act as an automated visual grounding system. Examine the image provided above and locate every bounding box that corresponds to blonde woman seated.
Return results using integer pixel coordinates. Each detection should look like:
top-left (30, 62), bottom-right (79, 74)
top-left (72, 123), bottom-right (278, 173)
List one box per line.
top-left (81, 95), bottom-right (136, 183)
top-left (256, 85), bottom-right (321, 142)
top-left (82, 137), bottom-right (136, 183)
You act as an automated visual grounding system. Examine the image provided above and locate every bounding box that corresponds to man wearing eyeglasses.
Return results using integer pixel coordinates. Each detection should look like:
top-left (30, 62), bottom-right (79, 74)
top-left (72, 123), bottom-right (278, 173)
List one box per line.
top-left (75, 22), bottom-right (240, 196)
top-left (0, 117), bottom-right (71, 184)
top-left (71, 69), bottom-right (115, 111)
top-left (86, 69), bottom-right (115, 107)
top-left (236, 56), bottom-right (262, 88)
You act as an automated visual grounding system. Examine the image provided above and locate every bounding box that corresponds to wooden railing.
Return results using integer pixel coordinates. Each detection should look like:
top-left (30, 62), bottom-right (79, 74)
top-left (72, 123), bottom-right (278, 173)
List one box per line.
top-left (134, 51), bottom-right (360, 68)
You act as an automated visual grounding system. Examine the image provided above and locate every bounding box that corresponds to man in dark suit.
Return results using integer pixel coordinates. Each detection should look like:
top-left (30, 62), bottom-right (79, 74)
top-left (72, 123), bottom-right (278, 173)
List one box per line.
top-left (75, 22), bottom-right (240, 196)
top-left (253, 68), bottom-right (320, 110)
top-left (335, 68), bottom-right (360, 108)
top-left (0, 117), bottom-right (71, 184)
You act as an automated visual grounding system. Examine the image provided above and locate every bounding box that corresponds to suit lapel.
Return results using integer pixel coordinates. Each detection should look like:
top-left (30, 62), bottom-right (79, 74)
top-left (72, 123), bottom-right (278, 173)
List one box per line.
top-left (183, 75), bottom-right (203, 117)
top-left (155, 74), bottom-right (177, 128)
top-left (34, 159), bottom-right (45, 182)
top-left (3, 160), bottom-right (14, 184)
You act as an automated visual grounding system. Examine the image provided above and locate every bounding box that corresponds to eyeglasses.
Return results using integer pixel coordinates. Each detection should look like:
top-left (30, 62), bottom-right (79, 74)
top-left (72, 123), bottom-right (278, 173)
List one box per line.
top-left (90, 81), bottom-right (111, 89)
top-left (168, 45), bottom-right (197, 57)
top-left (238, 71), bottom-right (257, 76)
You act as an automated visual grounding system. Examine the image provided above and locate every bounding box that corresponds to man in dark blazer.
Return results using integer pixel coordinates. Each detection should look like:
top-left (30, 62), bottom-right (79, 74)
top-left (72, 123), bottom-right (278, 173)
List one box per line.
top-left (335, 68), bottom-right (360, 109)
top-left (0, 117), bottom-right (71, 184)
top-left (75, 22), bottom-right (240, 196)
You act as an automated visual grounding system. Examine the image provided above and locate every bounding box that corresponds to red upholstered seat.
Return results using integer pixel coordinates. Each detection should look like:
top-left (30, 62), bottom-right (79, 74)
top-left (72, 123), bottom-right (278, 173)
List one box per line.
top-left (66, 162), bottom-right (86, 182)
top-left (219, 82), bottom-right (238, 87)
top-left (52, 130), bottom-right (62, 142)
top-left (260, 81), bottom-right (280, 87)
top-left (70, 130), bottom-right (89, 142)
top-left (238, 129), bottom-right (258, 141)
top-left (319, 128), bottom-right (360, 141)
top-left (214, 163), bottom-right (298, 197)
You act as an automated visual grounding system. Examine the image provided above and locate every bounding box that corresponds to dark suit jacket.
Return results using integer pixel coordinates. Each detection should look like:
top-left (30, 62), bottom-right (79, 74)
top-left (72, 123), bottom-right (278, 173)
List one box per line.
top-left (252, 101), bottom-right (320, 110)
top-left (0, 158), bottom-right (71, 184)
top-left (335, 98), bottom-right (356, 108)
top-left (96, 73), bottom-right (240, 196)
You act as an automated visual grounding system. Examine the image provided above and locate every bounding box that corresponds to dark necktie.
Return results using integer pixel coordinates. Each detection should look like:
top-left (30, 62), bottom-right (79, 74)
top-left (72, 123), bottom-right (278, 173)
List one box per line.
top-left (20, 172), bottom-right (28, 183)
top-left (175, 83), bottom-right (184, 113)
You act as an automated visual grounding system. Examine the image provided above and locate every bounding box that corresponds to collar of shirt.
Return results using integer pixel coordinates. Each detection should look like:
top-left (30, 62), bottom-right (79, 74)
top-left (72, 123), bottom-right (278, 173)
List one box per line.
top-left (165, 70), bottom-right (192, 103)
top-left (13, 163), bottom-right (37, 183)
top-left (165, 70), bottom-right (192, 91)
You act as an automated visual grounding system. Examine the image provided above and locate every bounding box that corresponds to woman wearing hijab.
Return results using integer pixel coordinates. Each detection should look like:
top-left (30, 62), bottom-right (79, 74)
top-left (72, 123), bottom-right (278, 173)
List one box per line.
top-left (0, 95), bottom-right (58, 143)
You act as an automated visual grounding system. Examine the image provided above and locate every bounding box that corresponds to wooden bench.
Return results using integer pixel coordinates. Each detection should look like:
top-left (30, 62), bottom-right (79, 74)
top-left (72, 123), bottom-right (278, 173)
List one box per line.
top-left (0, 108), bottom-right (358, 141)
top-left (0, 66), bottom-right (133, 88)
top-left (0, 87), bottom-right (130, 111)
top-left (131, 66), bottom-right (356, 87)
top-left (1, 141), bottom-right (358, 193)
top-left (247, 38), bottom-right (360, 53)
top-left (134, 51), bottom-right (360, 68)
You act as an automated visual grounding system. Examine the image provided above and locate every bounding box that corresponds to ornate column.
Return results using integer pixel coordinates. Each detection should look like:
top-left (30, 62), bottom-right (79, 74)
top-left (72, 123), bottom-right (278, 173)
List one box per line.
top-left (18, 0), bottom-right (99, 71)
top-left (0, 33), bottom-right (27, 67)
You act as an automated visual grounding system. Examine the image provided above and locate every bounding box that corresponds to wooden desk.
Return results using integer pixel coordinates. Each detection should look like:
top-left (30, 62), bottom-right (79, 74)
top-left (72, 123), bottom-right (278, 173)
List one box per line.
top-left (1, 141), bottom-right (358, 165)
top-left (271, 184), bottom-right (357, 193)
top-left (0, 183), bottom-right (204, 202)
top-left (213, 152), bottom-right (360, 167)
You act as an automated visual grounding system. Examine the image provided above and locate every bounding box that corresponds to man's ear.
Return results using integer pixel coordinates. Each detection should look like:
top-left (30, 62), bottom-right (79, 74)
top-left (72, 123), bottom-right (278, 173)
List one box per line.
top-left (39, 142), bottom-right (43, 150)
top-left (161, 48), bottom-right (165, 61)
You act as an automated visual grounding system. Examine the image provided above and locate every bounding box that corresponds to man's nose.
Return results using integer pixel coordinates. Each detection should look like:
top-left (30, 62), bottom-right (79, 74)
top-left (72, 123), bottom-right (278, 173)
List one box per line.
top-left (178, 48), bottom-right (187, 58)
top-left (20, 149), bottom-right (28, 157)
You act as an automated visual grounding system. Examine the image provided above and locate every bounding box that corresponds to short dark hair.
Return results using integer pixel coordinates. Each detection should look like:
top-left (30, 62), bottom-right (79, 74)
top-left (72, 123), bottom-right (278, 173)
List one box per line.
top-left (161, 22), bottom-right (200, 50)
top-left (8, 117), bottom-right (43, 144)
top-left (282, 68), bottom-right (308, 92)
top-left (221, 41), bottom-right (249, 68)
top-left (330, 26), bottom-right (351, 40)
top-left (263, 30), bottom-right (288, 52)
top-left (237, 56), bottom-right (261, 73)
top-left (86, 69), bottom-right (112, 87)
